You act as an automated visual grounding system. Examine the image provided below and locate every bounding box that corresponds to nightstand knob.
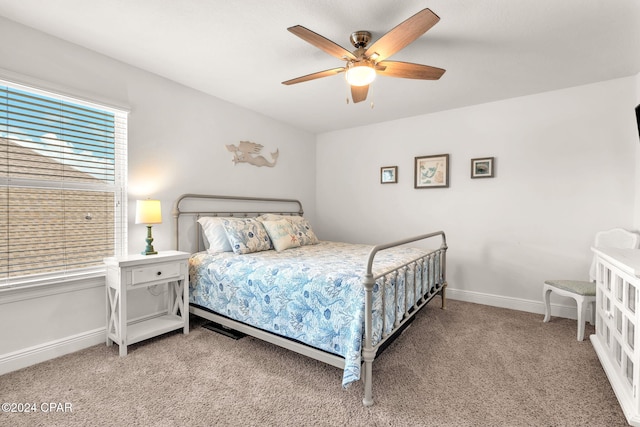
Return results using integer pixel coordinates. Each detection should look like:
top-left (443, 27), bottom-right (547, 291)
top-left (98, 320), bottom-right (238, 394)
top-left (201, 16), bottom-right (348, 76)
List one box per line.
top-left (157, 271), bottom-right (162, 276)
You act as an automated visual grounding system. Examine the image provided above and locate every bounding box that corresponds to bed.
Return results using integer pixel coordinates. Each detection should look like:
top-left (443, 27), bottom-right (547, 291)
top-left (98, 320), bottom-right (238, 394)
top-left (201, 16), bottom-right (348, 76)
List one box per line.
top-left (172, 194), bottom-right (448, 406)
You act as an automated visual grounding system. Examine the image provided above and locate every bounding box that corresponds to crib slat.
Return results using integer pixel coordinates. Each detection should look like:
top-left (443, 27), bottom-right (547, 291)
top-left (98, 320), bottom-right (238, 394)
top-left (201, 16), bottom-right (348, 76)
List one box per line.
top-left (430, 253), bottom-right (435, 292)
top-left (420, 256), bottom-right (425, 297)
top-left (393, 270), bottom-right (400, 329)
top-left (413, 261), bottom-right (420, 306)
top-left (380, 274), bottom-right (387, 339)
top-left (403, 266), bottom-right (409, 318)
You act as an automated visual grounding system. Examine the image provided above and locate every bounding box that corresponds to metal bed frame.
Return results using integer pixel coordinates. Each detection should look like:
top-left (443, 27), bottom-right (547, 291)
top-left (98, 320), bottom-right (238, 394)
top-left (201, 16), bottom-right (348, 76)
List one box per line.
top-left (172, 194), bottom-right (448, 406)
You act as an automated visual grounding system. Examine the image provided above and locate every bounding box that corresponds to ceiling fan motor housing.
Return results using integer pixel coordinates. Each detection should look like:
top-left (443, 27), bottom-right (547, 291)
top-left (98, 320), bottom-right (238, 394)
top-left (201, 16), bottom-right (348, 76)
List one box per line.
top-left (350, 31), bottom-right (372, 49)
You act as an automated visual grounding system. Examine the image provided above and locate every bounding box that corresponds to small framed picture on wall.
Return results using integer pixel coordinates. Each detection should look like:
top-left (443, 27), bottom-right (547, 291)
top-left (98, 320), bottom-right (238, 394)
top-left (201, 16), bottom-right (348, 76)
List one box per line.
top-left (414, 154), bottom-right (449, 188)
top-left (380, 166), bottom-right (398, 184)
top-left (471, 157), bottom-right (495, 178)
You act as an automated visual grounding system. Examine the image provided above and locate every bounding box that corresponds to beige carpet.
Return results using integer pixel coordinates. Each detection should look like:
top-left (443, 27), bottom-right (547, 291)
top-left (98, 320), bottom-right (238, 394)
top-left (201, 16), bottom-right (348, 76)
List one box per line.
top-left (0, 298), bottom-right (628, 427)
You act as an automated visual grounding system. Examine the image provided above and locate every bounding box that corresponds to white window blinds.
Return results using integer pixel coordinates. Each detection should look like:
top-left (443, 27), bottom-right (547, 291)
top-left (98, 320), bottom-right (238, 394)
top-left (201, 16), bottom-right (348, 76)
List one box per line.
top-left (0, 81), bottom-right (128, 287)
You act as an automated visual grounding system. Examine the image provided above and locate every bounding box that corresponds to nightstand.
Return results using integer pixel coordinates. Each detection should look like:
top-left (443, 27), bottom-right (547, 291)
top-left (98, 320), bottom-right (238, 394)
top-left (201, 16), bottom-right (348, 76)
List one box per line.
top-left (104, 250), bottom-right (190, 356)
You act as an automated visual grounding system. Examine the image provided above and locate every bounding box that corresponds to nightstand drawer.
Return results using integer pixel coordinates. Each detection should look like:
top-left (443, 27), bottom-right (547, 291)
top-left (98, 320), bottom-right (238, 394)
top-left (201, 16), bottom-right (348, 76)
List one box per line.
top-left (131, 261), bottom-right (181, 286)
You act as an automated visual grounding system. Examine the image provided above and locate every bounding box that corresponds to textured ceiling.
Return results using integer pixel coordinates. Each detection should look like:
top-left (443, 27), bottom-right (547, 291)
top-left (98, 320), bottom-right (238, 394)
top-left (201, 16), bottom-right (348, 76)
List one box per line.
top-left (0, 0), bottom-right (639, 134)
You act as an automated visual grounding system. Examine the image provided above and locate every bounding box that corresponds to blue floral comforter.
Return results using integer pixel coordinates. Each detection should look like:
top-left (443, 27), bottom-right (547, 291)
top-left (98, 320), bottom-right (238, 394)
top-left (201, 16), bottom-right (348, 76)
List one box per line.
top-left (189, 241), bottom-right (434, 387)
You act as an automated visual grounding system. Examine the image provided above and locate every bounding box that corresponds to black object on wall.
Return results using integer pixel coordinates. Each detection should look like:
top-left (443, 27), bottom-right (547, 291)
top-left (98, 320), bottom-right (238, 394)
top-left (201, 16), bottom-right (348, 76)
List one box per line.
top-left (636, 104), bottom-right (640, 141)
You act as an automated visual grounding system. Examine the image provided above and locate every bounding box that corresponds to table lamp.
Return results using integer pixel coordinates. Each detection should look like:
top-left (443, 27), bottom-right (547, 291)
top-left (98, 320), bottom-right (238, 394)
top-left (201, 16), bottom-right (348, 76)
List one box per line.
top-left (135, 199), bottom-right (162, 255)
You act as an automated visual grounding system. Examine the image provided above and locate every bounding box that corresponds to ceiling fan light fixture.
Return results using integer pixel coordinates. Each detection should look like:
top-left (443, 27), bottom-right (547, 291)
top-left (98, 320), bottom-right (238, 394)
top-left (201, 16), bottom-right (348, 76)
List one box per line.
top-left (284, 8), bottom-right (445, 103)
top-left (345, 63), bottom-right (376, 87)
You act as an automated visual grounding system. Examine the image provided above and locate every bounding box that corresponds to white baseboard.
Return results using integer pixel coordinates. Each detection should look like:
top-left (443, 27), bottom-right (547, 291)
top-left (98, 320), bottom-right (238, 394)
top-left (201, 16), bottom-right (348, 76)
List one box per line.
top-left (0, 310), bottom-right (171, 376)
top-left (0, 328), bottom-right (105, 376)
top-left (446, 287), bottom-right (585, 321)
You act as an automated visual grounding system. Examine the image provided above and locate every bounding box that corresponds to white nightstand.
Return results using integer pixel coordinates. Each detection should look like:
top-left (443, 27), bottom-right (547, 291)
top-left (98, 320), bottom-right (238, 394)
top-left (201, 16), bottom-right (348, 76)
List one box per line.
top-left (104, 250), bottom-right (191, 356)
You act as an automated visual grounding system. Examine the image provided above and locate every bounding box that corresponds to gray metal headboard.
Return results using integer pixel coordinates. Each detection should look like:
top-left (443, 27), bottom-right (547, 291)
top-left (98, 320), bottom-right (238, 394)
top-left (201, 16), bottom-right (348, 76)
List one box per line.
top-left (172, 193), bottom-right (304, 253)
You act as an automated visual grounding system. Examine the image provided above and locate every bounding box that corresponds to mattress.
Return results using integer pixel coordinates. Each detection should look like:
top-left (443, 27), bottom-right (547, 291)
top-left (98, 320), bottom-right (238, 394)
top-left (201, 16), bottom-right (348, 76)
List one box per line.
top-left (189, 240), bottom-right (435, 386)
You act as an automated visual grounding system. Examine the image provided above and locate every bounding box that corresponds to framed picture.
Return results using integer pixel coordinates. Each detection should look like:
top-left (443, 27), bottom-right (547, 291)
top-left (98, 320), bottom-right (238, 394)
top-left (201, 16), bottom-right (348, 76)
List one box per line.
top-left (471, 157), bottom-right (495, 178)
top-left (414, 154), bottom-right (449, 189)
top-left (380, 166), bottom-right (398, 184)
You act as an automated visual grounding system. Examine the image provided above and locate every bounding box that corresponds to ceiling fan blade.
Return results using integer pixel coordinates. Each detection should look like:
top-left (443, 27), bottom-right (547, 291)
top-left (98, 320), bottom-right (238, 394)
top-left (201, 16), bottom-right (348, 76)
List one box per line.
top-left (377, 61), bottom-right (445, 80)
top-left (365, 8), bottom-right (440, 62)
top-left (351, 85), bottom-right (369, 103)
top-left (282, 67), bottom-right (345, 85)
top-left (288, 25), bottom-right (356, 61)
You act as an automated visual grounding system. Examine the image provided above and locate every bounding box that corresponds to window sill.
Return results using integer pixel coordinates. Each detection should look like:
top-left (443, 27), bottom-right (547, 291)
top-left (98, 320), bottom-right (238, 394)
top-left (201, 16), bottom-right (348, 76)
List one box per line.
top-left (0, 269), bottom-right (106, 304)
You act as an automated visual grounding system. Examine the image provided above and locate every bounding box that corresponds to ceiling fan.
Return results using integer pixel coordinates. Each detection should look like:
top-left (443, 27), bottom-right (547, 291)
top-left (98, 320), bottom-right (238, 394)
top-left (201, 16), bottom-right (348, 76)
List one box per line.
top-left (282, 8), bottom-right (445, 104)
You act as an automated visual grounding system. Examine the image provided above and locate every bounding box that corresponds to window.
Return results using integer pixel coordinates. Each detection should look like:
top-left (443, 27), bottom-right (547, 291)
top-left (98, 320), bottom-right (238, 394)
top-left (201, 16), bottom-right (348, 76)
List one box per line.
top-left (0, 80), bottom-right (127, 287)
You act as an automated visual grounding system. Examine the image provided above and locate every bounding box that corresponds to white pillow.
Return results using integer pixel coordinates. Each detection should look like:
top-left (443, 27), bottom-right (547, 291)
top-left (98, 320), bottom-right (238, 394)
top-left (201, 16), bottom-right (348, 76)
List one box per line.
top-left (261, 219), bottom-right (301, 252)
top-left (197, 217), bottom-right (232, 253)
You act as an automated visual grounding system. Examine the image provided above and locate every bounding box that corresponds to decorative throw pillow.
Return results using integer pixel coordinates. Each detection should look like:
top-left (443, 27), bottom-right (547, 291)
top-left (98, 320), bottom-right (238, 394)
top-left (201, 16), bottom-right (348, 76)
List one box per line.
top-left (222, 218), bottom-right (272, 254)
top-left (289, 216), bottom-right (319, 245)
top-left (197, 217), bottom-right (232, 253)
top-left (258, 214), bottom-right (319, 246)
top-left (261, 219), bottom-right (301, 252)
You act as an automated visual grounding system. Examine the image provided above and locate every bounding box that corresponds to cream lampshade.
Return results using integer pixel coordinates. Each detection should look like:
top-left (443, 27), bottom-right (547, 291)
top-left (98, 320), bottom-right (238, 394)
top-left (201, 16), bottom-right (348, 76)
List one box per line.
top-left (135, 199), bottom-right (162, 255)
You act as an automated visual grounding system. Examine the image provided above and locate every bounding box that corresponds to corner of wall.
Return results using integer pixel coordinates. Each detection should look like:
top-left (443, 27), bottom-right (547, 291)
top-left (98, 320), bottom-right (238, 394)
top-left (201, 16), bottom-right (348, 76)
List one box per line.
top-left (635, 72), bottom-right (640, 231)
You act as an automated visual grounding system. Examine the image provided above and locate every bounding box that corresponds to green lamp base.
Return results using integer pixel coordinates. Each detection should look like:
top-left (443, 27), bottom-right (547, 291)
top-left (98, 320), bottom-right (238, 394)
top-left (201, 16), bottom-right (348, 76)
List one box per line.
top-left (141, 225), bottom-right (158, 255)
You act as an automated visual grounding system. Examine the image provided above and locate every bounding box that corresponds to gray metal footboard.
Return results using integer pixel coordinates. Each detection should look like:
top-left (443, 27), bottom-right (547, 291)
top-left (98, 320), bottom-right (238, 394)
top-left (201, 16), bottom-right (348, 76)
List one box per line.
top-left (361, 231), bottom-right (448, 406)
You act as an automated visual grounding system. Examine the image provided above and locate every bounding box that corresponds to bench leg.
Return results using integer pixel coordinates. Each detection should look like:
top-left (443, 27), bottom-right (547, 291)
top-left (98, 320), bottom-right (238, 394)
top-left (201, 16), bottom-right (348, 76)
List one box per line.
top-left (543, 286), bottom-right (552, 323)
top-left (577, 296), bottom-right (587, 341)
top-left (588, 300), bottom-right (596, 326)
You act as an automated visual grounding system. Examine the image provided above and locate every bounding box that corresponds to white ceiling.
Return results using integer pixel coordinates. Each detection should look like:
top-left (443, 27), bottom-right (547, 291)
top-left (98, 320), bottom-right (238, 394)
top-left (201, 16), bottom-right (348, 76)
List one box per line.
top-left (0, 0), bottom-right (639, 134)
